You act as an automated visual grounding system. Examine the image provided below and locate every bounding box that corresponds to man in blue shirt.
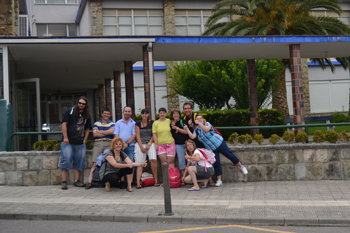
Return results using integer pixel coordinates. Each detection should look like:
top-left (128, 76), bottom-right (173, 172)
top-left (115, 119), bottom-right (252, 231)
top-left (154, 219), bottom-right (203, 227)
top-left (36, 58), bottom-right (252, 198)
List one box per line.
top-left (85, 108), bottom-right (115, 189)
top-left (114, 106), bottom-right (136, 188)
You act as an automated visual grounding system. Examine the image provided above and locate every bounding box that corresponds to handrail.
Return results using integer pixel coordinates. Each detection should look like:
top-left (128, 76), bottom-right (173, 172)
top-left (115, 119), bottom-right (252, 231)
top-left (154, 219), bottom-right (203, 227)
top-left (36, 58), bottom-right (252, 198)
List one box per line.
top-left (5, 123), bottom-right (350, 151)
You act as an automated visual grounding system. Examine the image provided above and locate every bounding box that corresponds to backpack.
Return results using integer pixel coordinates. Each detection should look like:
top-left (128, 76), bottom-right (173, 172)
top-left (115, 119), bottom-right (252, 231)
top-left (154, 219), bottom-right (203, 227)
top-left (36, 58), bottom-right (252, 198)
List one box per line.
top-left (197, 148), bottom-right (216, 172)
top-left (168, 167), bottom-right (182, 188)
top-left (141, 172), bottom-right (155, 187)
top-left (91, 149), bottom-right (110, 187)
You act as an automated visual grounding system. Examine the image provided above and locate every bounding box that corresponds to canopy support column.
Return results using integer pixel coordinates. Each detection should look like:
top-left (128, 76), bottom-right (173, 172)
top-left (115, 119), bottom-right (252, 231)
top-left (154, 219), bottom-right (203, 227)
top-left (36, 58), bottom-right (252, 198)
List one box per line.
top-left (124, 61), bottom-right (135, 118)
top-left (105, 78), bottom-right (112, 114)
top-left (289, 44), bottom-right (305, 134)
top-left (143, 43), bottom-right (156, 120)
top-left (113, 71), bottom-right (122, 120)
top-left (247, 59), bottom-right (260, 136)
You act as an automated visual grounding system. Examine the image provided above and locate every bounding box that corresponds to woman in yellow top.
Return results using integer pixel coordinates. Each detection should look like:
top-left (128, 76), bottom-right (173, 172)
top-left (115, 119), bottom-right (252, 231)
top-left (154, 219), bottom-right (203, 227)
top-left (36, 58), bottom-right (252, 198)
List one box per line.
top-left (152, 107), bottom-right (176, 168)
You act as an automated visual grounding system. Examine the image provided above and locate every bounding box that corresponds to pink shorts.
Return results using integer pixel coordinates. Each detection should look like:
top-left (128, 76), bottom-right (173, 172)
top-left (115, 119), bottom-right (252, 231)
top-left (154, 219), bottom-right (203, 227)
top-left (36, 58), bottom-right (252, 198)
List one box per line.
top-left (157, 142), bottom-right (176, 157)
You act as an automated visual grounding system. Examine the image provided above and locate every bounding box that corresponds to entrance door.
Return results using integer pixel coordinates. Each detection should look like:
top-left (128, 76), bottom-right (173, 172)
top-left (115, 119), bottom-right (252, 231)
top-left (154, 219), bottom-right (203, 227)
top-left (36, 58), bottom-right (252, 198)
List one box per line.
top-left (12, 78), bottom-right (41, 151)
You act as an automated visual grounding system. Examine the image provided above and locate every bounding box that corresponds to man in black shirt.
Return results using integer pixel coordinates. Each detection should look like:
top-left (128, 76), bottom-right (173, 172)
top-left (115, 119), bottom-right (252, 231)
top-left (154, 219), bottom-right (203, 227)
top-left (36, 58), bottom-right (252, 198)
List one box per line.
top-left (182, 102), bottom-right (205, 148)
top-left (60, 96), bottom-right (92, 190)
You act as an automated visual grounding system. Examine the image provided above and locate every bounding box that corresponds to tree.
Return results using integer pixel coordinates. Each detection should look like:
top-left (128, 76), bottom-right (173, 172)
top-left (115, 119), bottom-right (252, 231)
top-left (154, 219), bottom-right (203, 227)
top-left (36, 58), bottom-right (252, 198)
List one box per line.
top-left (164, 59), bottom-right (284, 110)
top-left (204, 0), bottom-right (350, 117)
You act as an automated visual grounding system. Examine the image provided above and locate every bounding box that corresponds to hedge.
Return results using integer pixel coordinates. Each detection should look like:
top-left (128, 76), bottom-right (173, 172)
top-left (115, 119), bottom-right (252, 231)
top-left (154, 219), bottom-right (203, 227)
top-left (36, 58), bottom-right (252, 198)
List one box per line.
top-left (135, 109), bottom-right (285, 140)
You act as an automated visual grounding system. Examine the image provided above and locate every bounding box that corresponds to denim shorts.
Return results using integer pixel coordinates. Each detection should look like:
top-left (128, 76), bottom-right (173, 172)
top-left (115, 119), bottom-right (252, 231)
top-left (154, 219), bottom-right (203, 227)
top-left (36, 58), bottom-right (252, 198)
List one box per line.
top-left (175, 144), bottom-right (186, 170)
top-left (60, 143), bottom-right (86, 171)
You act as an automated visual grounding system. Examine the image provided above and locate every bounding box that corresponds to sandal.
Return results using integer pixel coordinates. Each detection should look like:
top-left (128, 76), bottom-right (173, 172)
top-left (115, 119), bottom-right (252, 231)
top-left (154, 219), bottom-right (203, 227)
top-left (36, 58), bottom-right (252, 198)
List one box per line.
top-left (105, 182), bottom-right (111, 192)
top-left (154, 183), bottom-right (160, 186)
top-left (136, 185), bottom-right (142, 189)
top-left (127, 186), bottom-right (133, 192)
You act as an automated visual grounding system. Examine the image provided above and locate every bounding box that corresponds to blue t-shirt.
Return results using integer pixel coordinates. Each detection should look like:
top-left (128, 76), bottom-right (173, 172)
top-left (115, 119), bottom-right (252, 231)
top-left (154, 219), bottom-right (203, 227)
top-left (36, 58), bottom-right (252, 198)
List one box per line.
top-left (113, 118), bottom-right (136, 146)
top-left (194, 122), bottom-right (223, 151)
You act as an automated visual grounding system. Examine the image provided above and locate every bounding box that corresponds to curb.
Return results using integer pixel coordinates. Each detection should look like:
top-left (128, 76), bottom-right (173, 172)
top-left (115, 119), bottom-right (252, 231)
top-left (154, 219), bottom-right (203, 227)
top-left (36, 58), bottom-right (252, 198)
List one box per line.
top-left (1, 213), bottom-right (350, 226)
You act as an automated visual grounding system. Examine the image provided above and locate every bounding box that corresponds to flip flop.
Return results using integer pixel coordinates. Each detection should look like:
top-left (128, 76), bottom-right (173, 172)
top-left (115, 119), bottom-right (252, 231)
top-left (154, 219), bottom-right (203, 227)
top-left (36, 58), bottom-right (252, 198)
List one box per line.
top-left (154, 183), bottom-right (160, 187)
top-left (136, 185), bottom-right (142, 189)
top-left (201, 183), bottom-right (212, 189)
top-left (187, 188), bottom-right (200, 191)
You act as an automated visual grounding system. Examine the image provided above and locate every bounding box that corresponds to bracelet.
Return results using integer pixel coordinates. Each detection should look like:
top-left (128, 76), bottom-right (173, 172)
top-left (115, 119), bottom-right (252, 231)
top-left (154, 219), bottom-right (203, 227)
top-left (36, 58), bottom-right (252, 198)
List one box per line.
top-left (140, 163), bottom-right (142, 167)
top-left (64, 136), bottom-right (68, 139)
top-left (148, 143), bottom-right (152, 146)
top-left (84, 138), bottom-right (87, 141)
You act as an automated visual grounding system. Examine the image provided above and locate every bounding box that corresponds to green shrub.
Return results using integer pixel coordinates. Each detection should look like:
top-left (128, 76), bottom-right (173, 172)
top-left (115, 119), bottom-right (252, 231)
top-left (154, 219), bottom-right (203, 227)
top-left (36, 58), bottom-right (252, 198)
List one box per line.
top-left (33, 140), bottom-right (60, 151)
top-left (238, 134), bottom-right (253, 146)
top-left (269, 134), bottom-right (280, 145)
top-left (339, 131), bottom-right (349, 143)
top-left (258, 109), bottom-right (286, 138)
top-left (331, 113), bottom-right (347, 123)
top-left (296, 131), bottom-right (308, 144)
top-left (325, 130), bottom-right (339, 143)
top-left (33, 141), bottom-right (45, 151)
top-left (254, 134), bottom-right (264, 145)
top-left (282, 131), bottom-right (295, 144)
top-left (313, 130), bottom-right (325, 143)
top-left (228, 132), bottom-right (239, 146)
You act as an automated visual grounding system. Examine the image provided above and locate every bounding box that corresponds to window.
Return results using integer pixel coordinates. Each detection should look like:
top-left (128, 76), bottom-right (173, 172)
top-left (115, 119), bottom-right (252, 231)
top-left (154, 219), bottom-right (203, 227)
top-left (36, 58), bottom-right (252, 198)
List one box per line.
top-left (102, 9), bottom-right (163, 36)
top-left (35, 0), bottom-right (78, 4)
top-left (36, 24), bottom-right (77, 37)
top-left (175, 10), bottom-right (228, 36)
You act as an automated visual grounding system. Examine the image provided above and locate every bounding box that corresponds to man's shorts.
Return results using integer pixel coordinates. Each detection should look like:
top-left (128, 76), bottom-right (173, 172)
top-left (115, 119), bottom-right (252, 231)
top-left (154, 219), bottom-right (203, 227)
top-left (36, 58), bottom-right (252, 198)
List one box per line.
top-left (60, 143), bottom-right (86, 171)
top-left (157, 142), bottom-right (175, 157)
top-left (92, 140), bottom-right (112, 162)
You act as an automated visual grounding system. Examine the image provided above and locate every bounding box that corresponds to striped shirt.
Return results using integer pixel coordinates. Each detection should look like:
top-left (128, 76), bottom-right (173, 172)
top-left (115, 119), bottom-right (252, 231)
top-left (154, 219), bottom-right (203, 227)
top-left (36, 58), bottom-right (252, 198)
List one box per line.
top-left (93, 120), bottom-right (115, 141)
top-left (193, 122), bottom-right (223, 151)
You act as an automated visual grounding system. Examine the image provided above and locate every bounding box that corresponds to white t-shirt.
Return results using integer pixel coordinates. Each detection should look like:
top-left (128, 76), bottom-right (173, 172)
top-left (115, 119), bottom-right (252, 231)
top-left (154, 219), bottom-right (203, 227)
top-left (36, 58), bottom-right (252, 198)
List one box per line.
top-left (188, 149), bottom-right (213, 168)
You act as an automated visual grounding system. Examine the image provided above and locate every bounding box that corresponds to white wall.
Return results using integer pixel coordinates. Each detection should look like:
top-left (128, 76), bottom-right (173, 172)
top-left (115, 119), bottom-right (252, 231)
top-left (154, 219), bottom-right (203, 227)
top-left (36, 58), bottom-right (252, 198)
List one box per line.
top-left (79, 0), bottom-right (91, 36)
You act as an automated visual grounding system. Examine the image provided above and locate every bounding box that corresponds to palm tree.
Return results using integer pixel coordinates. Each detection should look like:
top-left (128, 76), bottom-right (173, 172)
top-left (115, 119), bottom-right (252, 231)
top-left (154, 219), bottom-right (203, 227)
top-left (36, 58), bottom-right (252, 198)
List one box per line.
top-left (204, 0), bottom-right (350, 118)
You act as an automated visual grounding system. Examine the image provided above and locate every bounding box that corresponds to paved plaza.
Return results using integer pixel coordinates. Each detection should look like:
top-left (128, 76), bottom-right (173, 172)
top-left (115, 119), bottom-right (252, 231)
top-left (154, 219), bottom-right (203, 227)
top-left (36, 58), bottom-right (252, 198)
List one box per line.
top-left (1, 180), bottom-right (350, 226)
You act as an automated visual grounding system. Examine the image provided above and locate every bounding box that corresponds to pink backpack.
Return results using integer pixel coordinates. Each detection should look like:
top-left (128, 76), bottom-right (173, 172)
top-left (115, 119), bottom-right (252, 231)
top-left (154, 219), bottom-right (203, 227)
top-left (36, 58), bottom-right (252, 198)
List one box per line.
top-left (168, 167), bottom-right (182, 188)
top-left (197, 148), bottom-right (216, 172)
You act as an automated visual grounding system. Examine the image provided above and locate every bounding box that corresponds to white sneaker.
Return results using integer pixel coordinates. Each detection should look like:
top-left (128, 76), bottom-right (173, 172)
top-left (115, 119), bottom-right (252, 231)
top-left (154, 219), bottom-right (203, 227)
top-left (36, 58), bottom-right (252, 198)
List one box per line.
top-left (240, 166), bottom-right (248, 175)
top-left (215, 179), bottom-right (222, 187)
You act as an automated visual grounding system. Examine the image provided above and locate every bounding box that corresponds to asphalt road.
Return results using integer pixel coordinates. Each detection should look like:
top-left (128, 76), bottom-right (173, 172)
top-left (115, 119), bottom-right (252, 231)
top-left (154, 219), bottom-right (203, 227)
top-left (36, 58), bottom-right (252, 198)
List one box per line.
top-left (0, 220), bottom-right (349, 233)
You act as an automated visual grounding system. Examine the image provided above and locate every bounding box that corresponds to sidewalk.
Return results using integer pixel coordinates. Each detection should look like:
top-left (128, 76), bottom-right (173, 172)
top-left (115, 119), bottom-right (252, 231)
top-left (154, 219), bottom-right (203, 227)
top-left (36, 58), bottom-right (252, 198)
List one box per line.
top-left (1, 180), bottom-right (350, 226)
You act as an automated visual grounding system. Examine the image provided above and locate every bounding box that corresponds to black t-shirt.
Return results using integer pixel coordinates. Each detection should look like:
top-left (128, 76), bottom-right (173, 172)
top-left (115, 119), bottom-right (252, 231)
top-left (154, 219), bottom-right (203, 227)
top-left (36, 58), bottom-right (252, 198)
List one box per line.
top-left (135, 120), bottom-right (154, 144)
top-left (171, 120), bottom-right (190, 145)
top-left (62, 108), bottom-right (92, 145)
top-left (181, 113), bottom-right (205, 148)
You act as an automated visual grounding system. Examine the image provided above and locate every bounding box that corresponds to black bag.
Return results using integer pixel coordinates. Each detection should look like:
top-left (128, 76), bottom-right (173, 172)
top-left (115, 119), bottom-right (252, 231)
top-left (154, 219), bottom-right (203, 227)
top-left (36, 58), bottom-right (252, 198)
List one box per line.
top-left (91, 166), bottom-right (104, 187)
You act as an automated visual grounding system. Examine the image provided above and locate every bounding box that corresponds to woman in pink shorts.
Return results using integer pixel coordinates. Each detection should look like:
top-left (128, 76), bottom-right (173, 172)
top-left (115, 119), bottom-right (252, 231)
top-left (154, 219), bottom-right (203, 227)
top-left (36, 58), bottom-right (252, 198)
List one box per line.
top-left (152, 107), bottom-right (176, 168)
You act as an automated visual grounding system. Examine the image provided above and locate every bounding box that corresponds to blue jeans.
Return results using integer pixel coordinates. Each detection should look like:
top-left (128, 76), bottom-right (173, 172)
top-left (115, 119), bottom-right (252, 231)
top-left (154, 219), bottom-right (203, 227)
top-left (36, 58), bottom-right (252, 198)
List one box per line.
top-left (175, 144), bottom-right (186, 170)
top-left (213, 140), bottom-right (240, 176)
top-left (60, 143), bottom-right (86, 170)
top-left (122, 145), bottom-right (135, 171)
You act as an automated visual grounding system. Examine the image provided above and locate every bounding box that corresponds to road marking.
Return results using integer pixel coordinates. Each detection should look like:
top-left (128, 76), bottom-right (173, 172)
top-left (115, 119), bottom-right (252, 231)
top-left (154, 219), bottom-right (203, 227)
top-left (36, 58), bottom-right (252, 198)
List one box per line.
top-left (138, 224), bottom-right (295, 233)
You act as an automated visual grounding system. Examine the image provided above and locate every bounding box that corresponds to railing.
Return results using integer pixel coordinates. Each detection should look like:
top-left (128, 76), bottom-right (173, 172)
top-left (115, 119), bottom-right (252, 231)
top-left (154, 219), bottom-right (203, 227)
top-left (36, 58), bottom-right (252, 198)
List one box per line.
top-left (5, 123), bottom-right (350, 151)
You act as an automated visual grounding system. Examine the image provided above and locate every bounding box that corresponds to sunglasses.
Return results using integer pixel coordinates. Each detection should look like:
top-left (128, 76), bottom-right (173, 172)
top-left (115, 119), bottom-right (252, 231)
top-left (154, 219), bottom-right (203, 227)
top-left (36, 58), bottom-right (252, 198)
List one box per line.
top-left (78, 102), bottom-right (86, 106)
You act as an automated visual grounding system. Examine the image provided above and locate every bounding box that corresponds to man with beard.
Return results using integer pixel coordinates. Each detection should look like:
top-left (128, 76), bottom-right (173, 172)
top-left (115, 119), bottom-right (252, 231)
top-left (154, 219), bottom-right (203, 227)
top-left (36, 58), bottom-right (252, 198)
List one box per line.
top-left (60, 96), bottom-right (92, 190)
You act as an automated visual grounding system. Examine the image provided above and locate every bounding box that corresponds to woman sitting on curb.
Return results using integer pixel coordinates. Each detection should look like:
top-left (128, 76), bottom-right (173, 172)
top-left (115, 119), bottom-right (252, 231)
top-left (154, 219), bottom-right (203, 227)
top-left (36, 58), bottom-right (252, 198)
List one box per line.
top-left (99, 137), bottom-right (147, 192)
top-left (184, 115), bottom-right (248, 187)
top-left (182, 139), bottom-right (214, 191)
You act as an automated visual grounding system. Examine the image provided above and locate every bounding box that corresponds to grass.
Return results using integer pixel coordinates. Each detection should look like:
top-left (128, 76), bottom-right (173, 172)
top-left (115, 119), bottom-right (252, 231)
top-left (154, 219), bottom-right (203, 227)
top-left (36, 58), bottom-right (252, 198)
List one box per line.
top-left (306, 125), bottom-right (350, 135)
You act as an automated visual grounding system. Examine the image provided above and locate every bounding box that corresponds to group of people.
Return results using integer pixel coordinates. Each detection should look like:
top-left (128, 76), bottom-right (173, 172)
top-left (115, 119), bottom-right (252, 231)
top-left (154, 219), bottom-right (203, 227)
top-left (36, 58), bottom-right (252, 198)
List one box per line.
top-left (60, 96), bottom-right (248, 192)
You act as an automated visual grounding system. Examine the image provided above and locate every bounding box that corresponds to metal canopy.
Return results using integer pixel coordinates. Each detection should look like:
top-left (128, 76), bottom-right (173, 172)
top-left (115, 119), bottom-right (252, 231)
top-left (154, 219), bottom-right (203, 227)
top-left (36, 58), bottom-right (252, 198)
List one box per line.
top-left (1, 35), bottom-right (350, 91)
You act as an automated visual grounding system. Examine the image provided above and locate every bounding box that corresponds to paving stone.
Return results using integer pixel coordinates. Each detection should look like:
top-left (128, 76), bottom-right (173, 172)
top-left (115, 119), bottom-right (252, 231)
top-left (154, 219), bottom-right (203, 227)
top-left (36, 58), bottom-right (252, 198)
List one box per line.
top-left (0, 172), bottom-right (5, 185)
top-left (38, 170), bottom-right (50, 185)
top-left (287, 150), bottom-right (304, 164)
top-left (328, 149), bottom-right (340, 162)
top-left (148, 215), bottom-right (182, 223)
top-left (6, 171), bottom-right (23, 185)
top-left (29, 157), bottom-right (42, 170)
top-left (250, 217), bottom-right (284, 225)
top-left (0, 158), bottom-right (15, 171)
top-left (247, 165), bottom-right (265, 182)
top-left (15, 214), bottom-right (48, 220)
top-left (341, 161), bottom-right (350, 180)
top-left (266, 164), bottom-right (278, 181)
top-left (295, 163), bottom-right (306, 180)
top-left (81, 214), bottom-right (114, 222)
top-left (43, 157), bottom-right (58, 169)
top-left (275, 150), bottom-right (287, 164)
top-left (221, 166), bottom-right (237, 183)
top-left (216, 217), bottom-right (250, 225)
top-left (324, 163), bottom-right (341, 180)
top-left (285, 218), bottom-right (319, 225)
top-left (257, 151), bottom-right (275, 164)
top-left (16, 157), bottom-right (28, 170)
top-left (24, 171), bottom-right (38, 186)
top-left (48, 214), bottom-right (81, 221)
top-left (341, 148), bottom-right (350, 160)
top-left (278, 164), bottom-right (294, 180)
top-left (316, 149), bottom-right (328, 162)
top-left (182, 216), bottom-right (215, 224)
top-left (243, 153), bottom-right (257, 164)
top-left (114, 215), bottom-right (147, 223)
top-left (304, 150), bottom-right (316, 163)
top-left (50, 170), bottom-right (62, 185)
top-left (307, 163), bottom-right (323, 180)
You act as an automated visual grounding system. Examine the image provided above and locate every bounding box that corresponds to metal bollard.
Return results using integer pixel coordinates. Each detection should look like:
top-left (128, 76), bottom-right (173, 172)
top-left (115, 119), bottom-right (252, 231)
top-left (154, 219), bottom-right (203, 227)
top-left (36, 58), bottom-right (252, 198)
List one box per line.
top-left (161, 162), bottom-right (174, 216)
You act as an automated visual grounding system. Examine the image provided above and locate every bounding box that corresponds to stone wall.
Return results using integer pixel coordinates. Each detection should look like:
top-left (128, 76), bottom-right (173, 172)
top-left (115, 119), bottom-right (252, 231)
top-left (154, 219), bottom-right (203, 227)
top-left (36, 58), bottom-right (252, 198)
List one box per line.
top-left (90, 0), bottom-right (102, 36)
top-left (0, 0), bottom-right (18, 37)
top-left (1, 143), bottom-right (350, 186)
